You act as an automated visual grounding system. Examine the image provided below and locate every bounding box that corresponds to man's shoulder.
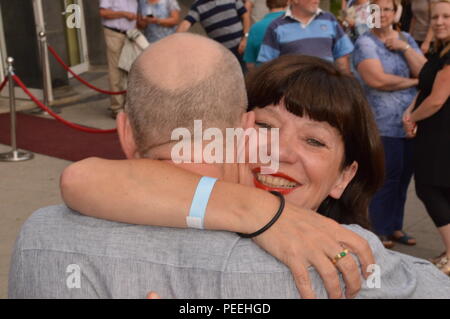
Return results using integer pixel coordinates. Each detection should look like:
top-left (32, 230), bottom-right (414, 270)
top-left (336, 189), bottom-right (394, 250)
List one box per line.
top-left (265, 14), bottom-right (291, 30)
top-left (354, 32), bottom-right (377, 48)
top-left (16, 205), bottom-right (243, 271)
top-left (316, 11), bottom-right (339, 22)
top-left (191, 0), bottom-right (234, 10)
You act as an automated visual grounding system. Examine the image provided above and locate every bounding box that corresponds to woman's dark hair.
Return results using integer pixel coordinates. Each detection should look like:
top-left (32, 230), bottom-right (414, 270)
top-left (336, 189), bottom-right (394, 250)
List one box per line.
top-left (245, 55), bottom-right (385, 229)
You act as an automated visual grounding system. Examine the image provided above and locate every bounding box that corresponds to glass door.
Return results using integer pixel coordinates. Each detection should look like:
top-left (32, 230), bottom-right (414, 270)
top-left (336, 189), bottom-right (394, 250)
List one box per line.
top-left (0, 3), bottom-right (7, 96)
top-left (62, 0), bottom-right (89, 76)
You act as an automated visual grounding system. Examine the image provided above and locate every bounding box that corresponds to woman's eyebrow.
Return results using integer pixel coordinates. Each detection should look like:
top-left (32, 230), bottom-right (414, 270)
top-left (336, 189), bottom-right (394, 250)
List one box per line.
top-left (302, 122), bottom-right (336, 136)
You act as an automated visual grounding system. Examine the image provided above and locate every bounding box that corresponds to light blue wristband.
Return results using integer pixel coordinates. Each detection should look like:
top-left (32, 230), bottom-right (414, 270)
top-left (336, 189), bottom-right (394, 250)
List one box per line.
top-left (186, 176), bottom-right (218, 229)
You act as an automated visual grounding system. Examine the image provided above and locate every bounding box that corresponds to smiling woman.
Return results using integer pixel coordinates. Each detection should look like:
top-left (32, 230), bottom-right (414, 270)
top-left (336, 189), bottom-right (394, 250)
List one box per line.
top-left (246, 55), bottom-right (385, 227)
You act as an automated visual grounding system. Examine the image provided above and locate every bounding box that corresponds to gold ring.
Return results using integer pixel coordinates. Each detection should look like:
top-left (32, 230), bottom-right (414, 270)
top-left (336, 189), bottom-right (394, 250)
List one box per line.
top-left (332, 249), bottom-right (349, 265)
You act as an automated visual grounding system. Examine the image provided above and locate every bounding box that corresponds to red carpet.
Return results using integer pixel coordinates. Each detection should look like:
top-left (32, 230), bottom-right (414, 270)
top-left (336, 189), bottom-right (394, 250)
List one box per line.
top-left (0, 113), bottom-right (125, 161)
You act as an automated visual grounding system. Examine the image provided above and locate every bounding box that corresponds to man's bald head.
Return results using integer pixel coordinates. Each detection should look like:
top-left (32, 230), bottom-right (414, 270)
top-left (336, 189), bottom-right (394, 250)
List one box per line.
top-left (126, 33), bottom-right (247, 156)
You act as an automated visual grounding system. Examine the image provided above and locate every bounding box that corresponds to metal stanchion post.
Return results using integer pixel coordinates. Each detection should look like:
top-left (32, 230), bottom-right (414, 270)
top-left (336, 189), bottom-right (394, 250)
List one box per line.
top-left (0, 57), bottom-right (34, 162)
top-left (31, 31), bottom-right (60, 115)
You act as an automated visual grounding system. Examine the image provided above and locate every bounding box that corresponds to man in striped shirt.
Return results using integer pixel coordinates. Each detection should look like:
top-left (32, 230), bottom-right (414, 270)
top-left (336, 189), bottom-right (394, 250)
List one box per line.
top-left (257, 0), bottom-right (354, 74)
top-left (176, 0), bottom-right (251, 70)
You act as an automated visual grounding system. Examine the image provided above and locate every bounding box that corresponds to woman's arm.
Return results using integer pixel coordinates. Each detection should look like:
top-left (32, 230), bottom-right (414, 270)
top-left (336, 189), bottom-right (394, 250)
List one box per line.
top-left (152, 10), bottom-right (180, 27)
top-left (384, 36), bottom-right (427, 77)
top-left (403, 45), bottom-right (427, 77)
top-left (403, 93), bottom-right (418, 137)
top-left (357, 59), bottom-right (418, 91)
top-left (421, 25), bottom-right (434, 54)
top-left (61, 157), bottom-right (376, 299)
top-left (410, 65), bottom-right (450, 122)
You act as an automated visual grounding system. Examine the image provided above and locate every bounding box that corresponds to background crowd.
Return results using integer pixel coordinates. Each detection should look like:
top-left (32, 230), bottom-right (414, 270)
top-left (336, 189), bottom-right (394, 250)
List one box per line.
top-left (98, 0), bottom-right (450, 276)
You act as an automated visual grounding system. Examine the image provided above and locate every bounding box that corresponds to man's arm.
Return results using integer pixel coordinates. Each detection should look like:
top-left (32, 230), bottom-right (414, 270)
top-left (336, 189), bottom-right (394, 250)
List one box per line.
top-left (257, 24), bottom-right (280, 63)
top-left (237, 1), bottom-right (251, 55)
top-left (335, 55), bottom-right (351, 75)
top-left (61, 157), bottom-right (376, 299)
top-left (176, 5), bottom-right (198, 33)
top-left (176, 19), bottom-right (192, 32)
top-left (99, 8), bottom-right (136, 21)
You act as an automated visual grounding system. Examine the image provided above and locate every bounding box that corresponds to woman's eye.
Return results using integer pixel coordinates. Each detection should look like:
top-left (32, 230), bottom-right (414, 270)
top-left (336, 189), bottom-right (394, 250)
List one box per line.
top-left (306, 138), bottom-right (326, 147)
top-left (255, 122), bottom-right (273, 129)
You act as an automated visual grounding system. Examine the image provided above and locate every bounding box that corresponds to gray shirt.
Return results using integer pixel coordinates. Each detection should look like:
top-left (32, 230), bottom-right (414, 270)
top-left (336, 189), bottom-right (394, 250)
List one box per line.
top-left (8, 205), bottom-right (450, 299)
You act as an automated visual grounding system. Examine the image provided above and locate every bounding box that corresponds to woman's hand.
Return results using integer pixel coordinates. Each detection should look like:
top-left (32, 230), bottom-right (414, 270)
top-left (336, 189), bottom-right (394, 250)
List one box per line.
top-left (147, 16), bottom-right (159, 24)
top-left (137, 15), bottom-right (148, 29)
top-left (402, 110), bottom-right (417, 138)
top-left (420, 41), bottom-right (430, 55)
top-left (146, 292), bottom-right (161, 299)
top-left (251, 202), bottom-right (375, 299)
top-left (384, 38), bottom-right (409, 52)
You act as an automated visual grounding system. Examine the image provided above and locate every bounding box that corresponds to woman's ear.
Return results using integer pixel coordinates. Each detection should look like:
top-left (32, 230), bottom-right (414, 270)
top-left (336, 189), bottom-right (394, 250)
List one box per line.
top-left (117, 111), bottom-right (140, 159)
top-left (240, 111), bottom-right (256, 130)
top-left (329, 161), bottom-right (359, 199)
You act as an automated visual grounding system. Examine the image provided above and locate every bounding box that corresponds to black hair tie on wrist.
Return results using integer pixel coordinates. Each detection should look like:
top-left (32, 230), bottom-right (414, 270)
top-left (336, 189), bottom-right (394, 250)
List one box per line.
top-left (236, 191), bottom-right (285, 239)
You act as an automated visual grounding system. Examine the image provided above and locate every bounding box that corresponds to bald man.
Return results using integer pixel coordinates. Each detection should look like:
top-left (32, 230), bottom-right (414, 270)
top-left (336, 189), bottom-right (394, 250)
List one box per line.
top-left (8, 33), bottom-right (250, 299)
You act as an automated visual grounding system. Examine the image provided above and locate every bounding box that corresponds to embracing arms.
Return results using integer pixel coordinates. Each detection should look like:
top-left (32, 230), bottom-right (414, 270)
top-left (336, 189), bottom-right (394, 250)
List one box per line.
top-left (61, 158), bottom-right (376, 299)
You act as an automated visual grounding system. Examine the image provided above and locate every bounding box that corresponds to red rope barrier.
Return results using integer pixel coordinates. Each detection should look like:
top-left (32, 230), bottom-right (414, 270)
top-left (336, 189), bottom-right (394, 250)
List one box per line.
top-left (47, 45), bottom-right (126, 95)
top-left (13, 74), bottom-right (117, 134)
top-left (0, 76), bottom-right (8, 92)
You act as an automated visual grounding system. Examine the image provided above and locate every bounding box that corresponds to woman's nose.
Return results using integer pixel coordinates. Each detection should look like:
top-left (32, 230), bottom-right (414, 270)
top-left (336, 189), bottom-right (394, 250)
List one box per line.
top-left (278, 134), bottom-right (300, 165)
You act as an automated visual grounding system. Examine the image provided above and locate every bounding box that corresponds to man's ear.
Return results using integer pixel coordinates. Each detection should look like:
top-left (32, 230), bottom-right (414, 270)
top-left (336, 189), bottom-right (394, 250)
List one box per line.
top-left (329, 161), bottom-right (358, 199)
top-left (117, 111), bottom-right (139, 159)
top-left (240, 111), bottom-right (256, 130)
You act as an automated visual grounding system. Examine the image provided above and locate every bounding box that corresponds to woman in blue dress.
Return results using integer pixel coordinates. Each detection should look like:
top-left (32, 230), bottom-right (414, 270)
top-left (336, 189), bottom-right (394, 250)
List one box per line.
top-left (138, 0), bottom-right (181, 43)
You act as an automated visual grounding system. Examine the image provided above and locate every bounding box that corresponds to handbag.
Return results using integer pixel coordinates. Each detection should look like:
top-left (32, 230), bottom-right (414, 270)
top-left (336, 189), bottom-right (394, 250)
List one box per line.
top-left (118, 28), bottom-right (150, 72)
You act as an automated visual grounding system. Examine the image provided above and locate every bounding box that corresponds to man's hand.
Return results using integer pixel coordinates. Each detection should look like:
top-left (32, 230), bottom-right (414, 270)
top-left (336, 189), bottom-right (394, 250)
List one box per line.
top-left (238, 37), bottom-right (247, 55)
top-left (252, 202), bottom-right (375, 299)
top-left (123, 12), bottom-right (137, 21)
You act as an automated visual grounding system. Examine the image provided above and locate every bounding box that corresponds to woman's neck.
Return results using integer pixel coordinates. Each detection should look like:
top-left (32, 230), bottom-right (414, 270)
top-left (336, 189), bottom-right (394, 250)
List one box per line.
top-left (372, 26), bottom-right (395, 41)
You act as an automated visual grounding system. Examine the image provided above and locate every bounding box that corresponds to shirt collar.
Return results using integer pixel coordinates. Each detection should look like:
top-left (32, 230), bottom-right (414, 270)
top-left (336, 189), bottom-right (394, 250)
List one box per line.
top-left (284, 6), bottom-right (322, 28)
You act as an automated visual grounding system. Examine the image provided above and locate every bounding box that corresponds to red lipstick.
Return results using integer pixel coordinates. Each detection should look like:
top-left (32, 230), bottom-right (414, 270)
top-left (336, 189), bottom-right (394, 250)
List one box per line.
top-left (252, 167), bottom-right (301, 195)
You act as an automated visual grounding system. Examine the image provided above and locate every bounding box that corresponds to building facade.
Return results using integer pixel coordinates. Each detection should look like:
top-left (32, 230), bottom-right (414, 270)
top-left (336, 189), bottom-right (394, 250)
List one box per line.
top-left (0, 0), bottom-right (107, 99)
